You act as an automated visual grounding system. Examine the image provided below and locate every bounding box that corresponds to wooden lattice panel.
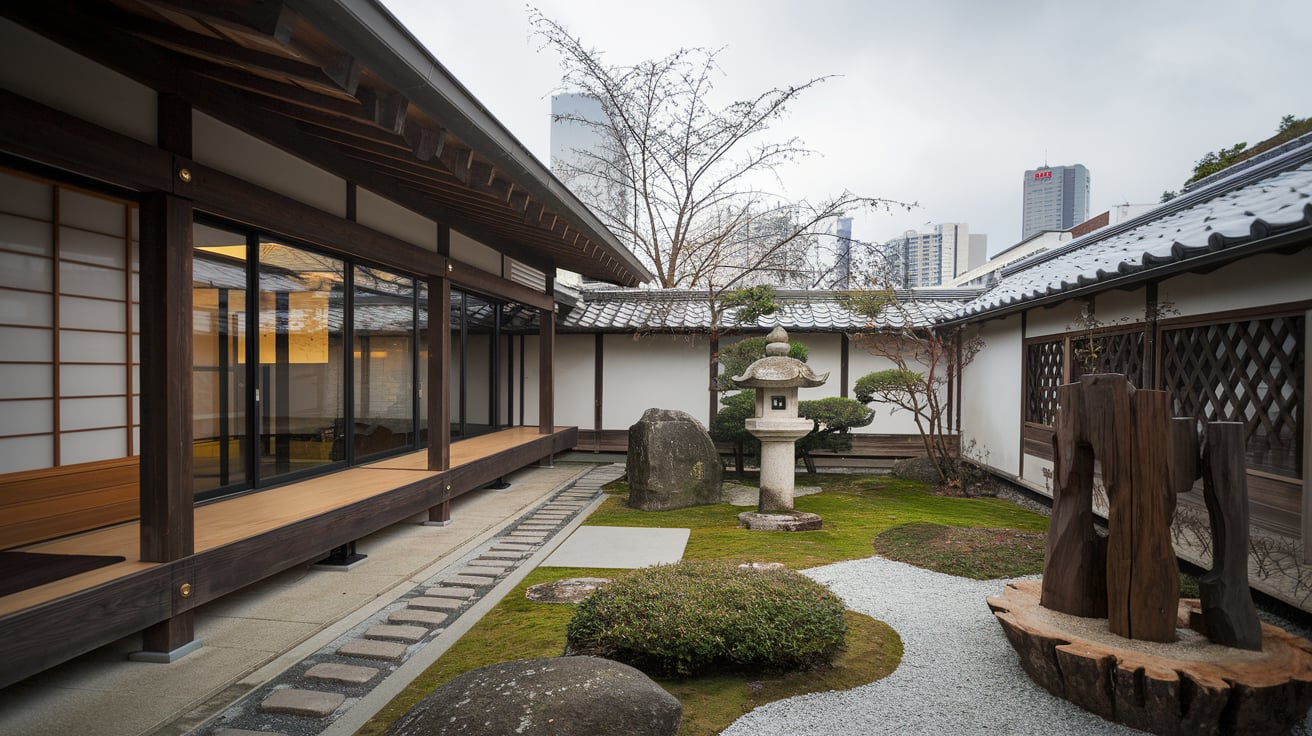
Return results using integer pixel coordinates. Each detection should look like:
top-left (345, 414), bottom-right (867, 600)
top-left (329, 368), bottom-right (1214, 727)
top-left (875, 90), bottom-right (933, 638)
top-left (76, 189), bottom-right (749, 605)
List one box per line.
top-left (1160, 315), bottom-right (1305, 477)
top-left (1071, 329), bottom-right (1145, 384)
top-left (1025, 339), bottom-right (1065, 426)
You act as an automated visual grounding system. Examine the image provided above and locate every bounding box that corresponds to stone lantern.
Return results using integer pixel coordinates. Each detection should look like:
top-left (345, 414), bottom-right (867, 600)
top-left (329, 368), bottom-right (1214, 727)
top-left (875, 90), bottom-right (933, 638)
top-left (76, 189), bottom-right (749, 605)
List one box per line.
top-left (731, 325), bottom-right (827, 531)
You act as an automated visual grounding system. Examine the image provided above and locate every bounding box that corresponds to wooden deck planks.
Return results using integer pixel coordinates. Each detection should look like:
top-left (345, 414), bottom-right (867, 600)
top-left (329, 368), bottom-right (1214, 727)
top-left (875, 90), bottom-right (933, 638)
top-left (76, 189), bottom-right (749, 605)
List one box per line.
top-left (0, 427), bottom-right (566, 615)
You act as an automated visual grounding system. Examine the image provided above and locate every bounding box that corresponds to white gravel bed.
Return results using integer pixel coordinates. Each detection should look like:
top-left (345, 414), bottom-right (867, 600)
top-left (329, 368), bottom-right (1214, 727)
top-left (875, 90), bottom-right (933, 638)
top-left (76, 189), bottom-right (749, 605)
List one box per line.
top-left (722, 557), bottom-right (1146, 735)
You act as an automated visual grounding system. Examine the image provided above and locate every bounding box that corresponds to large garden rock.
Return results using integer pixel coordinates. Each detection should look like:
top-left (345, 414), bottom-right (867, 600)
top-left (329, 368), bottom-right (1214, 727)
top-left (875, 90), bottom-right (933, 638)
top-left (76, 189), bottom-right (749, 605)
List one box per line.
top-left (383, 656), bottom-right (681, 736)
top-left (627, 408), bottom-right (723, 510)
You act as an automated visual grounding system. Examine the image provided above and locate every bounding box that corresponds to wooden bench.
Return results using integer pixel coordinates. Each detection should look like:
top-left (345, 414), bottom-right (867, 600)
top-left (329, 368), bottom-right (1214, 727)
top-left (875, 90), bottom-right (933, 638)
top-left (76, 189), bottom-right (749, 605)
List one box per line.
top-left (0, 458), bottom-right (140, 550)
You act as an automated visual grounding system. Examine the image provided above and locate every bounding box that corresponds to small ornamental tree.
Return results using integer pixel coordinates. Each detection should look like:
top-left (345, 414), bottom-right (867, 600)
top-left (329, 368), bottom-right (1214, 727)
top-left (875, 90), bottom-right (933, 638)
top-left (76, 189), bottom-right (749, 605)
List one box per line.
top-left (846, 290), bottom-right (981, 485)
top-left (714, 391), bottom-right (873, 473)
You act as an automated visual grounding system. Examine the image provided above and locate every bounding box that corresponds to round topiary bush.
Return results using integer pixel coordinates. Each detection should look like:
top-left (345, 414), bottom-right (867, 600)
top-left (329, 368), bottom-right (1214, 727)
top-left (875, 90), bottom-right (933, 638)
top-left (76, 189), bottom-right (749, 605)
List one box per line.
top-left (565, 560), bottom-right (847, 677)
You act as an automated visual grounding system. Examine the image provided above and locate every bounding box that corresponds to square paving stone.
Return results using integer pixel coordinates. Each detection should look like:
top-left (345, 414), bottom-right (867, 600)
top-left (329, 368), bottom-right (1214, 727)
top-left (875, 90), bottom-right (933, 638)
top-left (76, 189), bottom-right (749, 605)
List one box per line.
top-left (305, 662), bottom-right (379, 685)
top-left (410, 596), bottom-right (463, 611)
top-left (388, 608), bottom-right (448, 626)
top-left (365, 624), bottom-right (428, 642)
top-left (338, 639), bottom-right (409, 662)
top-left (259, 688), bottom-right (345, 717)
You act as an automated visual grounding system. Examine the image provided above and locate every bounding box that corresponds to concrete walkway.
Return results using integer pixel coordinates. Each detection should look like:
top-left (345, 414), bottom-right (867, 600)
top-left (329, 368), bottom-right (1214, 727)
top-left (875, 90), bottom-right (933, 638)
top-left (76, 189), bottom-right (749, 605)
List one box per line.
top-left (0, 462), bottom-right (622, 736)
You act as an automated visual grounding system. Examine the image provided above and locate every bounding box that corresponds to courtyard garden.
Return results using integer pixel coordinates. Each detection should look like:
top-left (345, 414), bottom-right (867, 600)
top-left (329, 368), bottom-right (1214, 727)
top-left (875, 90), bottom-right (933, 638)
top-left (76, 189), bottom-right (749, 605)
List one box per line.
top-left (357, 471), bottom-right (1053, 735)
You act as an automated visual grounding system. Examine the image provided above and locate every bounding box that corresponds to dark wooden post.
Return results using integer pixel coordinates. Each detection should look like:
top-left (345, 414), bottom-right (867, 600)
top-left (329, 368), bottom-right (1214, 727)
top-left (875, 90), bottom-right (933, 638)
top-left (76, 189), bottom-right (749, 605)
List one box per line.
top-left (1199, 421), bottom-right (1262, 650)
top-left (425, 270), bottom-right (452, 525)
top-left (538, 274), bottom-right (555, 438)
top-left (1082, 374), bottom-right (1135, 637)
top-left (1127, 388), bottom-right (1178, 641)
top-left (1040, 383), bottom-right (1106, 617)
top-left (594, 333), bottom-right (603, 450)
top-left (136, 190), bottom-right (196, 658)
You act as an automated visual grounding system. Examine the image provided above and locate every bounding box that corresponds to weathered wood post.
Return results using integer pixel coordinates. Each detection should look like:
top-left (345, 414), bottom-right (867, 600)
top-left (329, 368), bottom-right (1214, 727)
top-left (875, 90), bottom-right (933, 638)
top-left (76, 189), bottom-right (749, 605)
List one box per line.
top-left (1199, 421), bottom-right (1263, 650)
top-left (1041, 383), bottom-right (1107, 617)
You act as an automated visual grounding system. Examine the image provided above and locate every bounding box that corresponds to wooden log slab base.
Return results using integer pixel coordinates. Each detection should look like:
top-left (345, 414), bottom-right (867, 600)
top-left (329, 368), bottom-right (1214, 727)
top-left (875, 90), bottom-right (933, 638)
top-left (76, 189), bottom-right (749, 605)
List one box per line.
top-left (989, 580), bottom-right (1312, 736)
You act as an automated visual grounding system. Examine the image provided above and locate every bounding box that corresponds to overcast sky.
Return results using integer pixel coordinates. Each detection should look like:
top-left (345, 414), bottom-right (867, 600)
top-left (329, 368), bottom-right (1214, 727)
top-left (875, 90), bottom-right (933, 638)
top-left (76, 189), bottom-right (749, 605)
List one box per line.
top-left (381, 0), bottom-right (1310, 257)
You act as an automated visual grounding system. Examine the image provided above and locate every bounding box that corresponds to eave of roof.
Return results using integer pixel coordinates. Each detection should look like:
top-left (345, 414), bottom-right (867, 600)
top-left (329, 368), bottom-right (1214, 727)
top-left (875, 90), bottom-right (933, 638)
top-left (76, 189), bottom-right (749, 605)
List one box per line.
top-left (945, 136), bottom-right (1312, 326)
top-left (2, 0), bottom-right (653, 286)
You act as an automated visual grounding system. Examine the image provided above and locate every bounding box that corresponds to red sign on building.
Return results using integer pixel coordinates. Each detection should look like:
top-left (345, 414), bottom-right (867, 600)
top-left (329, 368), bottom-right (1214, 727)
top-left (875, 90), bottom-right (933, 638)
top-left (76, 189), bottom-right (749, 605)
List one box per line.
top-left (1034, 170), bottom-right (1052, 180)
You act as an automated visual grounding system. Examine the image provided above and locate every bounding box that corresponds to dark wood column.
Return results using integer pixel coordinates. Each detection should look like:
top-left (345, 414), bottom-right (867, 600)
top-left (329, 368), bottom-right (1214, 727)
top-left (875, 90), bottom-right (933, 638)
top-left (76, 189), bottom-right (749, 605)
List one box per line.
top-left (539, 275), bottom-right (555, 436)
top-left (136, 190), bottom-right (196, 657)
top-left (426, 225), bottom-right (453, 524)
top-left (840, 333), bottom-right (850, 398)
top-left (594, 333), bottom-right (604, 443)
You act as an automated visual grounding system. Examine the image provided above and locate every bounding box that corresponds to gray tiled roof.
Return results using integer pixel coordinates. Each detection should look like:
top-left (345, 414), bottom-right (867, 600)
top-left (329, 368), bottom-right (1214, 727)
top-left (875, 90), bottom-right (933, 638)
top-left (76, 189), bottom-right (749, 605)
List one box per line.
top-left (957, 139), bottom-right (1312, 320)
top-left (559, 288), bottom-right (979, 332)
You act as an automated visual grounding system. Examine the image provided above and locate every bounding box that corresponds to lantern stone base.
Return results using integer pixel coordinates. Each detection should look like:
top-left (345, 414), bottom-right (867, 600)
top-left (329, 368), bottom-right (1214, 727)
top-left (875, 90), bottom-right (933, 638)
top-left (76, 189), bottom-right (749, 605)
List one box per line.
top-left (737, 510), bottom-right (823, 532)
top-left (988, 579), bottom-right (1312, 736)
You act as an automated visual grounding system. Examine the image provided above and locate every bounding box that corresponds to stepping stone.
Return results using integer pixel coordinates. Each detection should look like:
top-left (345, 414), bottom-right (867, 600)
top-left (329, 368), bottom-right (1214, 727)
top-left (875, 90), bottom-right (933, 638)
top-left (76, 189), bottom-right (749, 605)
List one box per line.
top-left (305, 662), bottom-right (379, 685)
top-left (425, 586), bottom-right (476, 599)
top-left (365, 624), bottom-right (428, 642)
top-left (467, 559), bottom-right (513, 570)
top-left (338, 639), bottom-right (408, 662)
top-left (481, 551), bottom-right (527, 560)
top-left (508, 532), bottom-right (547, 541)
top-left (410, 596), bottom-right (463, 611)
top-left (215, 730), bottom-right (288, 736)
top-left (519, 524), bottom-right (556, 532)
top-left (491, 543), bottom-right (536, 552)
top-left (259, 688), bottom-right (345, 717)
top-left (444, 574), bottom-right (494, 586)
top-left (452, 567), bottom-right (499, 579)
top-left (389, 608), bottom-right (448, 626)
top-left (532, 513), bottom-right (568, 519)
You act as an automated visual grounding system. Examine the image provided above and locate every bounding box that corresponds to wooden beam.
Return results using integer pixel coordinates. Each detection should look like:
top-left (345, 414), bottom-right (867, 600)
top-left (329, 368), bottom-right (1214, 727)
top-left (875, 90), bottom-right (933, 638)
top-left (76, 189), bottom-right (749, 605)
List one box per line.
top-left (138, 193), bottom-right (195, 563)
top-left (357, 86), bottom-right (409, 134)
top-left (186, 159), bottom-right (446, 277)
top-left (447, 261), bottom-right (554, 312)
top-left (594, 333), bottom-right (604, 437)
top-left (402, 120), bottom-right (444, 162)
top-left (0, 89), bottom-right (173, 192)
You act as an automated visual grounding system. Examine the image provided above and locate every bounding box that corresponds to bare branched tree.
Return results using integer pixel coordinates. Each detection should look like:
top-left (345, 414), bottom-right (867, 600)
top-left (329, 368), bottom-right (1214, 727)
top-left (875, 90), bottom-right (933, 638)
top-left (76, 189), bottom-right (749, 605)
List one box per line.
top-left (531, 9), bottom-right (908, 297)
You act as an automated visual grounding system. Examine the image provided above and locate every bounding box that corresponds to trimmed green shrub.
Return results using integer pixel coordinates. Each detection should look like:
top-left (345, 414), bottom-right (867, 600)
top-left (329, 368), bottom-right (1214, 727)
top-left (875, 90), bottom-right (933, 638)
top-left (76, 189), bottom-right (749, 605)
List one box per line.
top-left (565, 560), bottom-right (847, 677)
top-left (713, 391), bottom-right (873, 463)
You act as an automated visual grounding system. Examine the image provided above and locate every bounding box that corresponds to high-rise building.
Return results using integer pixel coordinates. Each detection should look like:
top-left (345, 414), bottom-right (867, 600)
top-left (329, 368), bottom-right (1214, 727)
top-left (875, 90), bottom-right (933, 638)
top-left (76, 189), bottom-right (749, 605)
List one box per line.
top-left (834, 216), bottom-right (853, 289)
top-left (1021, 164), bottom-right (1090, 240)
top-left (883, 223), bottom-right (986, 288)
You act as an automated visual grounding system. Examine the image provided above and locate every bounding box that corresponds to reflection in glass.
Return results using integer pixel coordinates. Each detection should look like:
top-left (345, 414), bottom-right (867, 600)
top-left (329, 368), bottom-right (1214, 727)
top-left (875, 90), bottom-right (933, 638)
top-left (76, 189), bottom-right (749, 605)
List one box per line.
top-left (192, 223), bottom-right (249, 495)
top-left (417, 281), bottom-right (428, 443)
top-left (352, 265), bottom-right (414, 459)
top-left (257, 242), bottom-right (344, 480)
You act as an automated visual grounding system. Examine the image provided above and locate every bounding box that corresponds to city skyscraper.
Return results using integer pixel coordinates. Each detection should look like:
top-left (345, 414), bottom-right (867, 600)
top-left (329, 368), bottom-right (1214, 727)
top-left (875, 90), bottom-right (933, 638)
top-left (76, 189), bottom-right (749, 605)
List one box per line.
top-left (883, 223), bottom-right (986, 288)
top-left (1021, 164), bottom-right (1090, 240)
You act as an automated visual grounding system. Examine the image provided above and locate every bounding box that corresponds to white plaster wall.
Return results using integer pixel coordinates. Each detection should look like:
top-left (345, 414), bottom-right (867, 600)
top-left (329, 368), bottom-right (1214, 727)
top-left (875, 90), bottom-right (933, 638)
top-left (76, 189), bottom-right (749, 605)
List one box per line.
top-left (356, 187), bottom-right (437, 251)
top-left (1025, 300), bottom-right (1085, 338)
top-left (602, 334), bottom-right (712, 429)
top-left (451, 230), bottom-right (503, 274)
top-left (194, 113), bottom-right (346, 218)
top-left (554, 335), bottom-right (595, 429)
top-left (0, 18), bottom-right (156, 144)
top-left (1160, 249), bottom-right (1312, 319)
top-left (847, 337), bottom-right (942, 435)
top-left (1092, 285), bottom-right (1149, 326)
top-left (961, 315), bottom-right (1023, 476)
top-left (1021, 455), bottom-right (1055, 496)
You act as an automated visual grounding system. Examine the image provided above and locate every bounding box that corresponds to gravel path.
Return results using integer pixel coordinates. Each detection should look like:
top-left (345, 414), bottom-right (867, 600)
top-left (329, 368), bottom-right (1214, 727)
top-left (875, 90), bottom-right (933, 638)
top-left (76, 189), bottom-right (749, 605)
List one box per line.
top-left (722, 557), bottom-right (1145, 735)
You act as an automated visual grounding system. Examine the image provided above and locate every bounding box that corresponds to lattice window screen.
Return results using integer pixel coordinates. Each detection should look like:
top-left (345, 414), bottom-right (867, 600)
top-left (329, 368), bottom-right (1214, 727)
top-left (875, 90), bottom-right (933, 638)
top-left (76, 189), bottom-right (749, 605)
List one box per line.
top-left (1025, 339), bottom-right (1064, 426)
top-left (1072, 329), bottom-right (1145, 385)
top-left (1160, 315), bottom-right (1305, 478)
